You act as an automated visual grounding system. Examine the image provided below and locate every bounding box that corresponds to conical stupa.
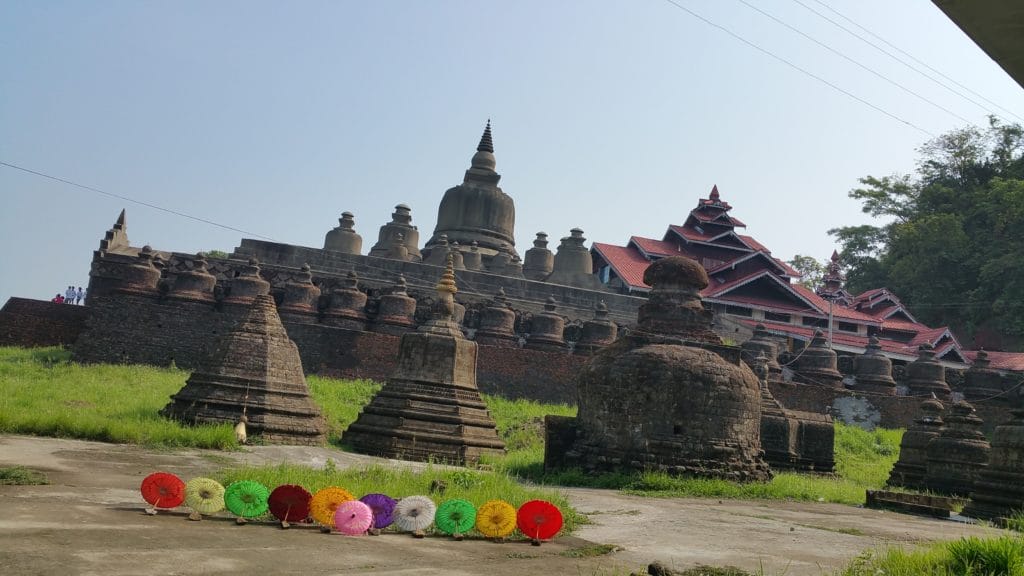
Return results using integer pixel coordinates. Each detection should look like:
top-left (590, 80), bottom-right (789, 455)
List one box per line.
top-left (160, 294), bottom-right (326, 445)
top-left (343, 254), bottom-right (505, 465)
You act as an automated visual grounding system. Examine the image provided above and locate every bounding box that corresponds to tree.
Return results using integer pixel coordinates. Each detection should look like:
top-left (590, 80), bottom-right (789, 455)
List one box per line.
top-left (828, 118), bottom-right (1024, 348)
top-left (787, 255), bottom-right (825, 290)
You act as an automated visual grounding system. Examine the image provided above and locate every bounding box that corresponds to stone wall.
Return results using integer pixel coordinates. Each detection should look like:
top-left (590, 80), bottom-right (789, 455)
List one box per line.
top-left (0, 298), bottom-right (89, 348)
top-left (68, 292), bottom-right (584, 403)
top-left (768, 381), bottom-right (1014, 435)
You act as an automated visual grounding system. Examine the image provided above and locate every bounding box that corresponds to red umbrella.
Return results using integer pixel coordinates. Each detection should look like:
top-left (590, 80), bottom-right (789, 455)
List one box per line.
top-left (268, 484), bottom-right (312, 528)
top-left (140, 472), bottom-right (185, 515)
top-left (516, 500), bottom-right (564, 544)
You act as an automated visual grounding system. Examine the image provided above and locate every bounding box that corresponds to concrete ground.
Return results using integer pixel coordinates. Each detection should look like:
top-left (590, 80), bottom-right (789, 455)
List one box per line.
top-left (0, 435), bottom-right (1004, 576)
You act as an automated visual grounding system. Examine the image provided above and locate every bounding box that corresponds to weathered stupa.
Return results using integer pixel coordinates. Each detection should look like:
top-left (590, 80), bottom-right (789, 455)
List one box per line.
top-left (343, 255), bottom-right (506, 465)
top-left (793, 330), bottom-right (843, 388)
top-left (423, 121), bottom-right (518, 262)
top-left (906, 344), bottom-right (952, 400)
top-left (161, 294), bottom-right (326, 445)
top-left (963, 409), bottom-right (1024, 521)
top-left (923, 400), bottom-right (990, 496)
top-left (886, 397), bottom-right (945, 490)
top-left (544, 256), bottom-right (770, 481)
top-left (852, 335), bottom-right (897, 395)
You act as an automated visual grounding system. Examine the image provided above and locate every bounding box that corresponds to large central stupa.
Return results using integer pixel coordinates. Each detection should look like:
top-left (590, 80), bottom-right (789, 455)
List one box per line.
top-left (423, 121), bottom-right (518, 262)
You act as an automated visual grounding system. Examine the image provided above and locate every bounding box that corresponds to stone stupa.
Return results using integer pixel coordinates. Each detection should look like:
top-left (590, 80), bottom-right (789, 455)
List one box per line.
top-left (160, 294), bottom-right (326, 445)
top-left (963, 409), bottom-right (1024, 521)
top-left (544, 256), bottom-right (771, 481)
top-left (343, 254), bottom-right (506, 465)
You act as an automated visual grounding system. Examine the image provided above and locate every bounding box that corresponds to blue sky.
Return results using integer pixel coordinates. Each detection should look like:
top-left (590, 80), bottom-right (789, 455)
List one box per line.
top-left (2, 0), bottom-right (1023, 303)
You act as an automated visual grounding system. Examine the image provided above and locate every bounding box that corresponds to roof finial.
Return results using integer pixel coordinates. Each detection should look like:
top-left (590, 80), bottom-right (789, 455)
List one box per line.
top-left (831, 249), bottom-right (840, 262)
top-left (477, 119), bottom-right (494, 153)
top-left (709, 184), bottom-right (720, 201)
top-left (436, 251), bottom-right (458, 295)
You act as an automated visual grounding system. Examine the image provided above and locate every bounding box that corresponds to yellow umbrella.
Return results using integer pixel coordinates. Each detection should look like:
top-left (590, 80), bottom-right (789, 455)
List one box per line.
top-left (475, 499), bottom-right (517, 539)
top-left (185, 477), bottom-right (225, 518)
top-left (310, 486), bottom-right (355, 528)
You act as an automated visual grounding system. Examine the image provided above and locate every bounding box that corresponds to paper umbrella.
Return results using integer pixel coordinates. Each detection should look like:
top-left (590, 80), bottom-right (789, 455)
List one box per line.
top-left (475, 499), bottom-right (517, 539)
top-left (185, 477), bottom-right (226, 517)
top-left (268, 484), bottom-right (312, 525)
top-left (434, 499), bottom-right (477, 538)
top-left (394, 495), bottom-right (437, 534)
top-left (359, 493), bottom-right (397, 530)
top-left (333, 500), bottom-right (373, 536)
top-left (309, 486), bottom-right (355, 527)
top-left (516, 500), bottom-right (564, 542)
top-left (140, 472), bottom-right (186, 513)
top-left (224, 480), bottom-right (270, 519)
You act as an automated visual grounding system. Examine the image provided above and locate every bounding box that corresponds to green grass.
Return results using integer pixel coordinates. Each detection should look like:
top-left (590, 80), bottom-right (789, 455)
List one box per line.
top-left (215, 461), bottom-right (584, 533)
top-left (836, 535), bottom-right (1024, 576)
top-left (1, 346), bottom-right (906, 506)
top-left (0, 347), bottom-right (237, 449)
top-left (488, 421), bottom-right (903, 506)
top-left (0, 465), bottom-right (49, 485)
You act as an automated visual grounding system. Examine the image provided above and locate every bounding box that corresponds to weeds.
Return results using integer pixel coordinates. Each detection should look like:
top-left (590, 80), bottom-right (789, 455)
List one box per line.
top-left (0, 465), bottom-right (49, 485)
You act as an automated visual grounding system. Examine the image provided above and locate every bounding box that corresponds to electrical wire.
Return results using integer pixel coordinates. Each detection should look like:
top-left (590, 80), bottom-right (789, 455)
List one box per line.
top-left (803, 0), bottom-right (1024, 125)
top-left (658, 0), bottom-right (934, 137)
top-left (735, 0), bottom-right (974, 125)
top-left (0, 160), bottom-right (280, 242)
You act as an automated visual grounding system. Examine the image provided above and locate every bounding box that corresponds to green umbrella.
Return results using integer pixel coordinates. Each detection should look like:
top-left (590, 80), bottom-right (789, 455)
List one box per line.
top-left (434, 499), bottom-right (476, 537)
top-left (224, 480), bottom-right (270, 519)
top-left (185, 477), bottom-right (225, 516)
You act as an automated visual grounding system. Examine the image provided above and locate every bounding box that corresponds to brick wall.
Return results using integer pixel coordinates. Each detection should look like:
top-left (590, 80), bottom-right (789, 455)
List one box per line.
top-left (768, 380), bottom-right (1013, 434)
top-left (0, 298), bottom-right (89, 348)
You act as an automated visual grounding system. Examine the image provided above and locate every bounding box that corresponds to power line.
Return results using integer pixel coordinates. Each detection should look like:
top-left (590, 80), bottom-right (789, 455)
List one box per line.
top-left (735, 0), bottom-right (974, 125)
top-left (803, 0), bottom-right (1024, 125)
top-left (658, 0), bottom-right (934, 137)
top-left (0, 160), bottom-right (279, 242)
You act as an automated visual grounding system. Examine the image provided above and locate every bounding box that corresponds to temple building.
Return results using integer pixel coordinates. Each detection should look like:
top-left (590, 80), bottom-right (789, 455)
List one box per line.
top-left (590, 186), bottom-right (970, 368)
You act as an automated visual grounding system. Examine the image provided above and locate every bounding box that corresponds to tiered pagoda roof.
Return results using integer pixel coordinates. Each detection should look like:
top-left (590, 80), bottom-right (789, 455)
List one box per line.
top-left (591, 185), bottom-right (967, 364)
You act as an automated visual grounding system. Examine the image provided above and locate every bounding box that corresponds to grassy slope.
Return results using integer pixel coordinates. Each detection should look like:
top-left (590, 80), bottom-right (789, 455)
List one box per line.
top-left (2, 346), bottom-right (901, 506)
top-left (0, 347), bottom-right (236, 449)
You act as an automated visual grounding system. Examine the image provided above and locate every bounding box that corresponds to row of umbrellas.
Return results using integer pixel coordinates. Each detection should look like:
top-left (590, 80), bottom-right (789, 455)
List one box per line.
top-left (140, 472), bottom-right (563, 542)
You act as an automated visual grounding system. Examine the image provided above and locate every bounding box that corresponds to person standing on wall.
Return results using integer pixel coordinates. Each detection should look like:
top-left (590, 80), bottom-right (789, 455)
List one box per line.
top-left (76, 287), bottom-right (84, 305)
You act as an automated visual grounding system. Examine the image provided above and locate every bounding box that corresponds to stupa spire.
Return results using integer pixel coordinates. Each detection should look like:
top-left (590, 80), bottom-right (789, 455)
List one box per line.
top-left (477, 119), bottom-right (494, 153)
top-left (709, 184), bottom-right (720, 201)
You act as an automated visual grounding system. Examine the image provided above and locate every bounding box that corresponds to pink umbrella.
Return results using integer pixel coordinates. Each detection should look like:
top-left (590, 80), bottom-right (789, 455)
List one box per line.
top-left (333, 500), bottom-right (373, 536)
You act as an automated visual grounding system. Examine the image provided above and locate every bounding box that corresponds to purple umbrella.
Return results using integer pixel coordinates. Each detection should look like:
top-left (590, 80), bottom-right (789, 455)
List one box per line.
top-left (360, 493), bottom-right (397, 531)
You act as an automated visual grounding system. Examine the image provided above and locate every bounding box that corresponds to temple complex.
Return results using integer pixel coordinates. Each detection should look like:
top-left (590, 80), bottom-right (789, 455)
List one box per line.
top-left (160, 294), bottom-right (327, 445)
top-left (544, 256), bottom-right (771, 481)
top-left (590, 186), bottom-right (975, 373)
top-left (887, 397), bottom-right (945, 490)
top-left (342, 256), bottom-right (506, 465)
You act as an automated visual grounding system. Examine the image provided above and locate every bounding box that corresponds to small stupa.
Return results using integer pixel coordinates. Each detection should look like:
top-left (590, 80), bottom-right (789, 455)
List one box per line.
top-left (343, 254), bottom-right (505, 465)
top-left (886, 397), bottom-right (945, 490)
top-left (161, 294), bottom-right (326, 445)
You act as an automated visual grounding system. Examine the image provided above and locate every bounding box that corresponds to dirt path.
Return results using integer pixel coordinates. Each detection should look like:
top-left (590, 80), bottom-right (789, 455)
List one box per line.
top-left (0, 435), bottom-right (1004, 575)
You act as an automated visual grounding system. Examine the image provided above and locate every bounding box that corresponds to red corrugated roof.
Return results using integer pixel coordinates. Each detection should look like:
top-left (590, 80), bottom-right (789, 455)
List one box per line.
top-left (592, 242), bottom-right (650, 289)
top-left (668, 224), bottom-right (720, 243)
top-left (738, 234), bottom-right (767, 252)
top-left (789, 284), bottom-right (881, 324)
top-left (881, 318), bottom-right (927, 332)
top-left (963, 350), bottom-right (1024, 372)
top-left (629, 236), bottom-right (681, 257)
top-left (740, 319), bottom-right (948, 359)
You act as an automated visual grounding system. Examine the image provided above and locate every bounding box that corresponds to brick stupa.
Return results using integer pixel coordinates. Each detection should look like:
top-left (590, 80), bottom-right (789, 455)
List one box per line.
top-left (544, 256), bottom-right (771, 481)
top-left (160, 294), bottom-right (326, 445)
top-left (343, 255), bottom-right (505, 465)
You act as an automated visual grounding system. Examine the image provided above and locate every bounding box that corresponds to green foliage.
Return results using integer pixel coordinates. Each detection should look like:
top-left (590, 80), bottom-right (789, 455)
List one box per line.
top-left (306, 375), bottom-right (380, 441)
top-left (215, 462), bottom-right (583, 533)
top-left (837, 536), bottom-right (1024, 576)
top-left (787, 254), bottom-right (826, 290)
top-left (829, 118), bottom-right (1024, 344)
top-left (0, 346), bottom-right (237, 448)
top-left (0, 466), bottom-right (49, 485)
top-left (204, 250), bottom-right (230, 259)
